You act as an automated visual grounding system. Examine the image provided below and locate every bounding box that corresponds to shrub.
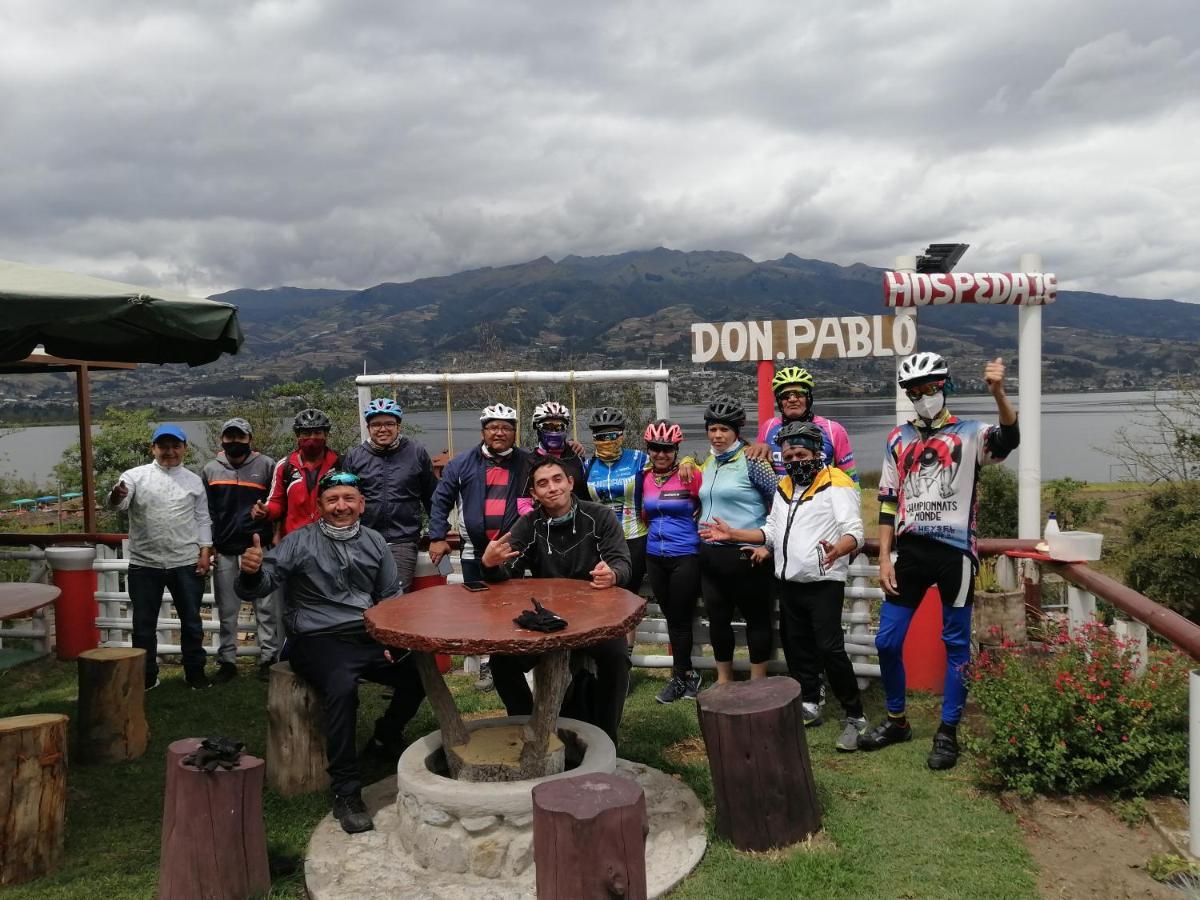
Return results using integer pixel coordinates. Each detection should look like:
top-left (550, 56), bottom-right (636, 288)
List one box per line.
top-left (966, 621), bottom-right (1190, 798)
top-left (976, 465), bottom-right (1018, 538)
top-left (1124, 481), bottom-right (1200, 622)
top-left (1043, 477), bottom-right (1106, 530)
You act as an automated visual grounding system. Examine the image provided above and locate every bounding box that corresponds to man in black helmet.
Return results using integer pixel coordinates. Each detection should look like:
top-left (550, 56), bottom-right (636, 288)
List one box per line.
top-left (255, 408), bottom-right (341, 539)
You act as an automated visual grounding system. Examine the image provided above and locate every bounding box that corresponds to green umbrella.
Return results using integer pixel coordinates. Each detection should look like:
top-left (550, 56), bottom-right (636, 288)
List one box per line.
top-left (0, 259), bottom-right (243, 365)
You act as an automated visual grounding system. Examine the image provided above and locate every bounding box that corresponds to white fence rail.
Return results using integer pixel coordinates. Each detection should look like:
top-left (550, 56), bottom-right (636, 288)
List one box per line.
top-left (73, 544), bottom-right (887, 674)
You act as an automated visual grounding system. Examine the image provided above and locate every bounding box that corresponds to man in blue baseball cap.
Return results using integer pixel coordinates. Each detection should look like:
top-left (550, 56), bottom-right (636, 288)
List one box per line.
top-left (109, 423), bottom-right (214, 690)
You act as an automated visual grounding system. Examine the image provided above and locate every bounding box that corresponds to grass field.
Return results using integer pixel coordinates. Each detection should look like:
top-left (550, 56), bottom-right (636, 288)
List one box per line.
top-left (1, 656), bottom-right (1038, 900)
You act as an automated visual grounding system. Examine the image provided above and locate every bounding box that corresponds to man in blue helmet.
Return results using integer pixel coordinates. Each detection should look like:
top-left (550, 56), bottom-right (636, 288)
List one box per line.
top-left (342, 397), bottom-right (436, 592)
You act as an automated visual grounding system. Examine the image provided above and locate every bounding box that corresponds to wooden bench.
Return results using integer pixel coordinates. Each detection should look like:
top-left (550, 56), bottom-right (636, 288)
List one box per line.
top-left (266, 661), bottom-right (329, 795)
top-left (0, 713), bottom-right (68, 886)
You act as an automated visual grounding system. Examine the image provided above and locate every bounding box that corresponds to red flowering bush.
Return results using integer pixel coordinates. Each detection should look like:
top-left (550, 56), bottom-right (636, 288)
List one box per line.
top-left (966, 621), bottom-right (1190, 797)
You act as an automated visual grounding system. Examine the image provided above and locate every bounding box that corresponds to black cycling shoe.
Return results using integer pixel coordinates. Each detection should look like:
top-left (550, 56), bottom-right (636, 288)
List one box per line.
top-left (856, 718), bottom-right (913, 751)
top-left (332, 792), bottom-right (374, 834)
top-left (927, 731), bottom-right (960, 770)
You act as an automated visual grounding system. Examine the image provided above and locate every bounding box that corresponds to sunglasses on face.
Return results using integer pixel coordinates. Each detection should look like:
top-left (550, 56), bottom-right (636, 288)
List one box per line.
top-left (538, 422), bottom-right (567, 433)
top-left (778, 390), bottom-right (807, 401)
top-left (593, 432), bottom-right (622, 442)
top-left (905, 382), bottom-right (945, 399)
top-left (646, 443), bottom-right (677, 453)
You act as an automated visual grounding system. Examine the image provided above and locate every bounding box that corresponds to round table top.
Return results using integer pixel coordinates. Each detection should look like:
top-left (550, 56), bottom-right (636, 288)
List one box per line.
top-left (0, 583), bottom-right (60, 620)
top-left (364, 578), bottom-right (646, 655)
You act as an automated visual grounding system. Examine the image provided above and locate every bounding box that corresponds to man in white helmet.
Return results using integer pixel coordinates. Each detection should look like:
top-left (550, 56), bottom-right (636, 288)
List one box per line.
top-left (428, 403), bottom-right (533, 583)
top-left (860, 354), bottom-right (1018, 771)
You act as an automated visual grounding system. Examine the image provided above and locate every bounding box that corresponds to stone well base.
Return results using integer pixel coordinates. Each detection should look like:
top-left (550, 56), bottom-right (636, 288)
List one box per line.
top-left (306, 758), bottom-right (707, 899)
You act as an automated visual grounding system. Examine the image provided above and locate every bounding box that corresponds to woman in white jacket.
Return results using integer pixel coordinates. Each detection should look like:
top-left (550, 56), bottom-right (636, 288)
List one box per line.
top-left (699, 421), bottom-right (868, 752)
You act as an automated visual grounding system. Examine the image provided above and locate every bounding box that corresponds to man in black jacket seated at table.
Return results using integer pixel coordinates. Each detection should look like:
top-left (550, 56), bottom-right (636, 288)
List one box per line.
top-left (480, 456), bottom-right (633, 743)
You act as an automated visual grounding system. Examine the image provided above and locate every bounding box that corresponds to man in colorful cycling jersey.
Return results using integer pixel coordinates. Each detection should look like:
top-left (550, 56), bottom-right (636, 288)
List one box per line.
top-left (748, 366), bottom-right (858, 482)
top-left (858, 353), bottom-right (1019, 770)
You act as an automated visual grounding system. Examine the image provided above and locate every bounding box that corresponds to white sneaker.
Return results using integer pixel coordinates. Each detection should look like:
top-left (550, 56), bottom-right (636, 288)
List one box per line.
top-left (802, 702), bottom-right (824, 727)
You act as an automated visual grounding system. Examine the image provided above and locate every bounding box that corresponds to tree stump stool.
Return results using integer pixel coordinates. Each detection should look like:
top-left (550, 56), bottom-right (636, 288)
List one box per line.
top-left (0, 714), bottom-right (68, 886)
top-left (696, 676), bottom-right (821, 851)
top-left (160, 738), bottom-right (203, 866)
top-left (75, 647), bottom-right (149, 764)
top-left (266, 660), bottom-right (329, 795)
top-left (158, 751), bottom-right (271, 900)
top-left (532, 772), bottom-right (649, 900)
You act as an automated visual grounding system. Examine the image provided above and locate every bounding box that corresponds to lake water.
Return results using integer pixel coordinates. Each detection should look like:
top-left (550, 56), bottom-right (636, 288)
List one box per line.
top-left (0, 391), bottom-right (1159, 486)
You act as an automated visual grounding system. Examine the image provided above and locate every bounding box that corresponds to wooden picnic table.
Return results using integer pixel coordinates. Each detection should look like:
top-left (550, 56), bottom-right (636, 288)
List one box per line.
top-left (365, 578), bottom-right (645, 779)
top-left (0, 583), bottom-right (60, 620)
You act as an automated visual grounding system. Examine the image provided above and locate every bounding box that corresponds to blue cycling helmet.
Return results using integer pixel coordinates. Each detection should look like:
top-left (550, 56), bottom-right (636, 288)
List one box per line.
top-left (363, 397), bottom-right (403, 421)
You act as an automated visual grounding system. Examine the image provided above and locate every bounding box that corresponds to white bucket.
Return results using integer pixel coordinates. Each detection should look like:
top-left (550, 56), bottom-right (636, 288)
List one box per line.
top-left (1047, 530), bottom-right (1103, 561)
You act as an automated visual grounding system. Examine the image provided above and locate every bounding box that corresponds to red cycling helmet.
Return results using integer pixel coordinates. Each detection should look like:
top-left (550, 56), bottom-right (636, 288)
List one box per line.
top-left (643, 419), bottom-right (683, 445)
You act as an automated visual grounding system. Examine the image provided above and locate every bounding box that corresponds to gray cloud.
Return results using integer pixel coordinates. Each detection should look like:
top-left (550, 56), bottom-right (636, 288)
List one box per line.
top-left (1, 0), bottom-right (1197, 300)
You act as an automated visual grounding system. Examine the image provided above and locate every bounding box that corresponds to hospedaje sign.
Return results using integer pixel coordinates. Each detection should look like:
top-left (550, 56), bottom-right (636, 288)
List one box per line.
top-left (882, 271), bottom-right (1057, 307)
top-left (691, 315), bottom-right (916, 363)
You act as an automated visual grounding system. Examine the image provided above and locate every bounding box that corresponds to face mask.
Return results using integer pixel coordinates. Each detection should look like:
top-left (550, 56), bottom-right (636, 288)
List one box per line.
top-left (912, 393), bottom-right (945, 422)
top-left (318, 519), bottom-right (361, 541)
top-left (222, 441), bottom-right (250, 461)
top-left (539, 430), bottom-right (567, 452)
top-left (481, 443), bottom-right (514, 459)
top-left (297, 437), bottom-right (326, 456)
top-left (593, 436), bottom-right (624, 462)
top-left (785, 458), bottom-right (823, 485)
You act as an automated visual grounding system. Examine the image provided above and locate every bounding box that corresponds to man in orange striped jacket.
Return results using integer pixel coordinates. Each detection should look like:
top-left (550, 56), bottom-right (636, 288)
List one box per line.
top-left (202, 418), bottom-right (281, 683)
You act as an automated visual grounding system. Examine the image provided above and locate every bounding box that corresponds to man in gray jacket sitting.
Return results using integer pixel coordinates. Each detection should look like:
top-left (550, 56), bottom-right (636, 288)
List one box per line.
top-left (237, 470), bottom-right (423, 835)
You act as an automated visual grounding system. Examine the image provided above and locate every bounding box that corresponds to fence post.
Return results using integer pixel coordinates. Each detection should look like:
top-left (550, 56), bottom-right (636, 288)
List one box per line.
top-left (850, 552), bottom-right (871, 691)
top-left (1113, 619), bottom-right (1148, 676)
top-left (1065, 585), bottom-right (1097, 635)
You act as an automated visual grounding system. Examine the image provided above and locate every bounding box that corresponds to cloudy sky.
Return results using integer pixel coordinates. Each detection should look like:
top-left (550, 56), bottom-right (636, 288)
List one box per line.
top-left (2, 1), bottom-right (1197, 300)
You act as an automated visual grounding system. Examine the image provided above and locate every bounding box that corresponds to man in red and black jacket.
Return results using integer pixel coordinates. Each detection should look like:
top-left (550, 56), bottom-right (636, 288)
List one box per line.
top-left (253, 408), bottom-right (341, 540)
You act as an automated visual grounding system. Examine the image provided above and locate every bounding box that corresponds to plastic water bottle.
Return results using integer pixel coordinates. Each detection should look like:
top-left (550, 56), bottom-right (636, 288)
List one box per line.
top-left (1043, 512), bottom-right (1060, 542)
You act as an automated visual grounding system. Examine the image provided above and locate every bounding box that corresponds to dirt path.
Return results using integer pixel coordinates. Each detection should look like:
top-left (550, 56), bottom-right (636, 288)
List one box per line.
top-left (1007, 795), bottom-right (1177, 899)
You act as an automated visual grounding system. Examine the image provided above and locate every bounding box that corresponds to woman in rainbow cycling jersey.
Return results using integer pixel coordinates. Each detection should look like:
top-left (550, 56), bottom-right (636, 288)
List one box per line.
top-left (697, 396), bottom-right (779, 683)
top-left (640, 419), bottom-right (704, 704)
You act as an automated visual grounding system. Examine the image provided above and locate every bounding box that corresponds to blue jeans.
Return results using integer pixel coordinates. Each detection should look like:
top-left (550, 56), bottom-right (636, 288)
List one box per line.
top-left (128, 564), bottom-right (207, 682)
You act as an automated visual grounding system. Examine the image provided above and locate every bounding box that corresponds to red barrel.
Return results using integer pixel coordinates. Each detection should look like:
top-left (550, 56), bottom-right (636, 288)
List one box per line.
top-left (410, 553), bottom-right (453, 674)
top-left (45, 546), bottom-right (100, 661)
top-left (901, 587), bottom-right (947, 694)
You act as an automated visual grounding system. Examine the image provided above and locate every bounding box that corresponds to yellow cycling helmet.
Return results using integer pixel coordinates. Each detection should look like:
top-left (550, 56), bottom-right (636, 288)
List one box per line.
top-left (772, 366), bottom-right (815, 395)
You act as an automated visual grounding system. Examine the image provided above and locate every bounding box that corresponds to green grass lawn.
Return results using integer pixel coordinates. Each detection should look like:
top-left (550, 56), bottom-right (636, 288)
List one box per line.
top-left (1, 658), bottom-right (1037, 899)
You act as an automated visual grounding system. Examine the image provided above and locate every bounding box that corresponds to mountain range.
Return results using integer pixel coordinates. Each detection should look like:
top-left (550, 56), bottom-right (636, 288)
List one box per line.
top-left (14, 248), bottom-right (1193, 417)
top-left (207, 248), bottom-right (1199, 396)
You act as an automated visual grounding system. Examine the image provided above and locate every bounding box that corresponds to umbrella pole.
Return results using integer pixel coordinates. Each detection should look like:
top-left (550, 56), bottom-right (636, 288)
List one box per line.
top-left (75, 364), bottom-right (97, 534)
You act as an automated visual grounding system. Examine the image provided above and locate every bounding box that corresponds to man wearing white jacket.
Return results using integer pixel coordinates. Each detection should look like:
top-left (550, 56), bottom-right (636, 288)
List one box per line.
top-left (700, 420), bottom-right (866, 752)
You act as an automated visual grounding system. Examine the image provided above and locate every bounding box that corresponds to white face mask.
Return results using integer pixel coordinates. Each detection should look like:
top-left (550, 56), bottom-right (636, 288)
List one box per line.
top-left (912, 393), bottom-right (945, 422)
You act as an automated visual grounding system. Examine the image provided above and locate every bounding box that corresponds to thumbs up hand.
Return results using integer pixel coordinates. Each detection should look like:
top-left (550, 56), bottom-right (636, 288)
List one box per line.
top-left (241, 533), bottom-right (264, 575)
top-left (983, 357), bottom-right (1006, 396)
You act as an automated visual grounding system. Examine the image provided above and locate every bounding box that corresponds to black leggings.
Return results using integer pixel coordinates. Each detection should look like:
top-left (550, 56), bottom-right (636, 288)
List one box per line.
top-left (627, 534), bottom-right (647, 595)
top-left (646, 553), bottom-right (701, 675)
top-left (699, 543), bottom-right (775, 664)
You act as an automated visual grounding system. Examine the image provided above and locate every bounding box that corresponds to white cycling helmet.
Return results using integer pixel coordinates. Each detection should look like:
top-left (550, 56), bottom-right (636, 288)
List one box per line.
top-left (480, 403), bottom-right (518, 426)
top-left (897, 352), bottom-right (950, 387)
top-left (531, 401), bottom-right (571, 428)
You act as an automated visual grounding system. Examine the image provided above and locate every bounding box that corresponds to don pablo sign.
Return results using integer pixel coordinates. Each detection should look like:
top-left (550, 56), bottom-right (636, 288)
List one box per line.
top-left (691, 315), bottom-right (917, 364)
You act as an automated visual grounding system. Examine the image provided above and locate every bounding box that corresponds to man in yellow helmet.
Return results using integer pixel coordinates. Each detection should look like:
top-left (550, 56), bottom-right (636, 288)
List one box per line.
top-left (747, 367), bottom-right (858, 482)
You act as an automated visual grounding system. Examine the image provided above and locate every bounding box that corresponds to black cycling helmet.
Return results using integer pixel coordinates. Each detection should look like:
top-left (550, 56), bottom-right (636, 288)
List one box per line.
top-left (704, 396), bottom-right (746, 430)
top-left (588, 407), bottom-right (627, 432)
top-left (775, 421), bottom-right (824, 455)
top-left (293, 408), bottom-right (332, 432)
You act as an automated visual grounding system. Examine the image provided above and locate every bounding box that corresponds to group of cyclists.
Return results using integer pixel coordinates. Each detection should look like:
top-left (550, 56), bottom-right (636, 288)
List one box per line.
top-left (114, 348), bottom-right (1016, 833)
